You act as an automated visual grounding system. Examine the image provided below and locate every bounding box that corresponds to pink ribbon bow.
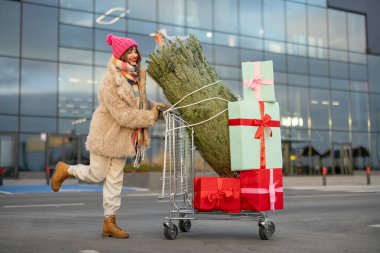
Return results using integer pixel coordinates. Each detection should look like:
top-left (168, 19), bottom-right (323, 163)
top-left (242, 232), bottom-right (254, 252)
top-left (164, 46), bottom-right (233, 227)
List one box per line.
top-left (243, 62), bottom-right (274, 101)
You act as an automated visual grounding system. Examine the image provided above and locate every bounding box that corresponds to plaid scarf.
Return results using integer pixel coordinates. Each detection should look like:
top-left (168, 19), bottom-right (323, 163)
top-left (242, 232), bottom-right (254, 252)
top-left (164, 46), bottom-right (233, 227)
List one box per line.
top-left (112, 57), bottom-right (139, 85)
top-left (112, 56), bottom-right (145, 167)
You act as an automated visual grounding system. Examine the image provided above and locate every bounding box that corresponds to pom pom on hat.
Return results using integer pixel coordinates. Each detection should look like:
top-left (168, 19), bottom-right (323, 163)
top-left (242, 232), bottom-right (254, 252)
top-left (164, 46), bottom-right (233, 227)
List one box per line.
top-left (106, 34), bottom-right (139, 59)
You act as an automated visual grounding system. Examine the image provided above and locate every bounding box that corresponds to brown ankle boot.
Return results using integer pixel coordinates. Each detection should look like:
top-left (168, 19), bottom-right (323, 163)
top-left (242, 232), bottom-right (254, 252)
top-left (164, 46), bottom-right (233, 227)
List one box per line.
top-left (102, 215), bottom-right (129, 238)
top-left (51, 161), bottom-right (72, 192)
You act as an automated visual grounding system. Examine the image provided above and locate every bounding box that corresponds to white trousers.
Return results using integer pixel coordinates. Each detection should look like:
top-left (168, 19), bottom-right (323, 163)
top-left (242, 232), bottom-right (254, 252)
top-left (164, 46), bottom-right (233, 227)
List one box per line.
top-left (67, 153), bottom-right (127, 216)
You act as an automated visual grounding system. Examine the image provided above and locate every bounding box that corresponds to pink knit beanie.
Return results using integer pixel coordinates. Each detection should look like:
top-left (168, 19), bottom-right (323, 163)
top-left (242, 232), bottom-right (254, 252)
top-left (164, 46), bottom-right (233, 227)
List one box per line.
top-left (106, 34), bottom-right (139, 59)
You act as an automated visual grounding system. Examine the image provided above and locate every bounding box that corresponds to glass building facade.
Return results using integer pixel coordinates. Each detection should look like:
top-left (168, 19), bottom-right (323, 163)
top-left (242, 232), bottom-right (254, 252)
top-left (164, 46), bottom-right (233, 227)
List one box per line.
top-left (0, 0), bottom-right (379, 176)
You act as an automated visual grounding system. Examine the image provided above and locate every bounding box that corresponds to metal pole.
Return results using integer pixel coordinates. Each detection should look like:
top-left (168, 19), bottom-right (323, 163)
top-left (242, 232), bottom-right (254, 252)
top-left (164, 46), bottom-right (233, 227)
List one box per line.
top-left (366, 166), bottom-right (371, 185)
top-left (322, 166), bottom-right (327, 186)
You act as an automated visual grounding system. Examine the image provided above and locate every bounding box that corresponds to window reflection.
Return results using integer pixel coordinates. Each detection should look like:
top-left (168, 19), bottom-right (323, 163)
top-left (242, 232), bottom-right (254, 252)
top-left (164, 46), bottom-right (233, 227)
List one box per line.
top-left (348, 13), bottom-right (366, 53)
top-left (351, 92), bottom-right (369, 131)
top-left (240, 0), bottom-right (262, 37)
top-left (311, 130), bottom-right (330, 170)
top-left (287, 86), bottom-right (308, 129)
top-left (330, 61), bottom-right (348, 79)
top-left (288, 56), bottom-right (308, 74)
top-left (309, 58), bottom-right (328, 77)
top-left (60, 48), bottom-right (93, 65)
top-left (186, 0), bottom-right (212, 29)
top-left (286, 2), bottom-right (306, 44)
top-left (331, 90), bottom-right (349, 130)
top-left (264, 0), bottom-right (285, 40)
top-left (60, 0), bottom-right (93, 12)
top-left (0, 1), bottom-right (20, 57)
top-left (159, 0), bottom-right (184, 26)
top-left (60, 9), bottom-right (93, 27)
top-left (310, 88), bottom-right (329, 129)
top-left (60, 24), bottom-right (93, 50)
top-left (307, 5), bottom-right (327, 47)
top-left (328, 9), bottom-right (347, 50)
top-left (128, 0), bottom-right (156, 21)
top-left (214, 46), bottom-right (239, 66)
top-left (214, 0), bottom-right (237, 33)
top-left (352, 132), bottom-right (370, 170)
top-left (0, 116), bottom-right (18, 132)
top-left (0, 57), bottom-right (19, 114)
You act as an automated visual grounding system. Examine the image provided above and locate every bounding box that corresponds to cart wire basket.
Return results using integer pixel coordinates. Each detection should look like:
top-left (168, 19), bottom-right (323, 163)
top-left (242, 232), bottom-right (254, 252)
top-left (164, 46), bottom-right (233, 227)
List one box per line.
top-left (160, 110), bottom-right (276, 240)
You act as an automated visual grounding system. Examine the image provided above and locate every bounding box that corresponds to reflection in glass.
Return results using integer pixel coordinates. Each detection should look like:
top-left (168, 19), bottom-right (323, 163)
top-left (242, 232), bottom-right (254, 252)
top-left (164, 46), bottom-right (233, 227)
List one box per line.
top-left (349, 53), bottom-right (367, 64)
top-left (22, 4), bottom-right (58, 60)
top-left (0, 1), bottom-right (20, 57)
top-left (311, 130), bottom-right (330, 167)
top-left (310, 76), bottom-right (329, 88)
top-left (0, 116), bottom-right (18, 132)
top-left (21, 60), bottom-right (57, 116)
top-left (287, 86), bottom-right (308, 129)
top-left (214, 0), bottom-right (237, 33)
top-left (349, 64), bottom-right (367, 81)
top-left (159, 0), bottom-right (184, 26)
top-left (95, 0), bottom-right (126, 14)
top-left (308, 0), bottom-right (327, 7)
top-left (264, 0), bottom-right (285, 40)
top-left (330, 78), bottom-right (349, 91)
top-left (276, 85), bottom-right (288, 118)
top-left (348, 13), bottom-right (366, 53)
top-left (240, 0), bottom-right (262, 37)
top-left (351, 92), bottom-right (369, 131)
top-left (368, 55), bottom-right (380, 93)
top-left (240, 49), bottom-right (263, 63)
top-left (264, 52), bottom-right (286, 72)
top-left (328, 9), bottom-right (347, 50)
top-left (60, 24), bottom-right (93, 50)
top-left (214, 46), bottom-right (239, 66)
top-left (128, 20), bottom-right (157, 35)
top-left (286, 2), bottom-right (306, 44)
top-left (127, 0), bottom-right (156, 21)
top-left (19, 134), bottom-right (45, 172)
top-left (60, 0), bottom-right (93, 11)
top-left (0, 57), bottom-right (19, 114)
top-left (20, 117), bottom-right (57, 133)
top-left (308, 46), bottom-right (328, 59)
top-left (309, 58), bottom-right (328, 76)
top-left (59, 64), bottom-right (93, 118)
top-left (287, 44), bottom-right (307, 56)
top-left (59, 118), bottom-right (90, 135)
top-left (60, 48), bottom-right (93, 65)
top-left (330, 90), bottom-right (349, 130)
top-left (330, 61), bottom-right (348, 79)
top-left (60, 9), bottom-right (93, 27)
top-left (288, 56), bottom-right (308, 74)
top-left (329, 49), bottom-right (348, 62)
top-left (307, 6), bottom-right (327, 47)
top-left (350, 81), bottom-right (368, 92)
top-left (214, 33), bottom-right (238, 47)
top-left (310, 88), bottom-right (329, 129)
top-left (352, 132), bottom-right (370, 170)
top-left (288, 74), bottom-right (309, 87)
top-left (240, 36), bottom-right (263, 51)
top-left (186, 0), bottom-right (212, 29)
top-left (265, 40), bottom-right (285, 54)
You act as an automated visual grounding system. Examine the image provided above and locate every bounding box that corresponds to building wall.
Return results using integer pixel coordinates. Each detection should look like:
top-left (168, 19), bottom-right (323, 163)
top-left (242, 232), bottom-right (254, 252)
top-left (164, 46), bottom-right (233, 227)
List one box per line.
top-left (0, 0), bottom-right (379, 176)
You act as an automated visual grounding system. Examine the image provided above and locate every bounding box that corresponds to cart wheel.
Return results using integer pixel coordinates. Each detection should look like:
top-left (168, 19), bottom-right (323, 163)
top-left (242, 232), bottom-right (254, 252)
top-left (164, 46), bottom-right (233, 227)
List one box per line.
top-left (164, 224), bottom-right (178, 240)
top-left (259, 221), bottom-right (275, 240)
top-left (179, 219), bottom-right (191, 232)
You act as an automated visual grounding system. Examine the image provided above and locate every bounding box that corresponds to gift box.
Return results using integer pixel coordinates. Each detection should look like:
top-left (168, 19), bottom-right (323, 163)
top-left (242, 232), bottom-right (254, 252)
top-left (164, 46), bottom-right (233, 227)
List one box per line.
top-left (242, 61), bottom-right (276, 102)
top-left (193, 177), bottom-right (241, 213)
top-left (228, 100), bottom-right (282, 171)
top-left (240, 168), bottom-right (283, 211)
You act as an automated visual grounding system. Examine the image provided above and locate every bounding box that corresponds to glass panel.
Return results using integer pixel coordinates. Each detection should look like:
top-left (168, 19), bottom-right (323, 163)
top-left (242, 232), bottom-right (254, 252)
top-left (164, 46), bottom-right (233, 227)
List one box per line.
top-left (310, 88), bottom-right (329, 129)
top-left (22, 4), bottom-right (58, 60)
top-left (286, 2), bottom-right (306, 44)
top-left (60, 9), bottom-right (93, 27)
top-left (311, 130), bottom-right (330, 168)
top-left (95, 52), bottom-right (109, 66)
top-left (287, 86), bottom-right (308, 129)
top-left (265, 40), bottom-right (285, 54)
top-left (276, 85), bottom-right (288, 118)
top-left (60, 0), bottom-right (94, 11)
top-left (310, 76), bottom-right (329, 88)
top-left (328, 9), bottom-right (347, 50)
top-left (60, 48), bottom-right (93, 65)
top-left (275, 72), bottom-right (287, 84)
top-left (128, 0), bottom-right (156, 21)
top-left (308, 0), bottom-right (326, 7)
top-left (214, 66), bottom-right (240, 80)
top-left (94, 67), bottom-right (105, 107)
top-left (351, 92), bottom-right (369, 131)
top-left (95, 0), bottom-right (126, 14)
top-left (264, 52), bottom-right (286, 72)
top-left (330, 78), bottom-right (349, 91)
top-left (330, 90), bottom-right (349, 130)
top-left (0, 57), bottom-right (19, 114)
top-left (128, 20), bottom-right (156, 35)
top-left (187, 28), bottom-right (213, 44)
top-left (240, 49), bottom-right (263, 63)
top-left (369, 94), bottom-right (380, 170)
top-left (287, 43), bottom-right (307, 56)
top-left (94, 4), bottom-right (127, 31)
top-left (240, 0), bottom-right (262, 37)
top-left (19, 134), bottom-right (45, 171)
top-left (60, 24), bottom-right (93, 50)
top-left (352, 132), bottom-right (370, 170)
top-left (214, 46), bottom-right (239, 66)
top-left (288, 56), bottom-right (308, 74)
top-left (240, 36), bottom-right (263, 51)
top-left (186, 0), bottom-right (212, 30)
top-left (59, 64), bottom-right (93, 118)
top-left (349, 53), bottom-right (367, 64)
top-left (214, 33), bottom-right (238, 47)
top-left (330, 61), bottom-right (348, 79)
top-left (58, 118), bottom-right (90, 135)
top-left (0, 1), bottom-right (20, 57)
top-left (368, 55), bottom-right (380, 93)
top-left (308, 5), bottom-right (327, 47)
top-left (0, 116), bottom-right (18, 132)
top-left (308, 46), bottom-right (328, 59)
top-left (264, 0), bottom-right (285, 40)
top-left (329, 49), bottom-right (348, 62)
top-left (351, 81), bottom-right (368, 92)
top-left (214, 0), bottom-right (238, 33)
top-left (349, 64), bottom-right (368, 81)
top-left (20, 117), bottom-right (57, 133)
top-left (23, 0), bottom-right (58, 6)
top-left (347, 13), bottom-right (366, 53)
top-left (159, 0), bottom-right (185, 26)
top-left (309, 58), bottom-right (328, 77)
top-left (288, 74), bottom-right (309, 87)
top-left (21, 60), bottom-right (58, 116)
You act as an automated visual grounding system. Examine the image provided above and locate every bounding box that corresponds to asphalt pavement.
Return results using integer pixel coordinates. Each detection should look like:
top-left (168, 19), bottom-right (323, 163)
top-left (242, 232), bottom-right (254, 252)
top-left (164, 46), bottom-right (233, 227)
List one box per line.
top-left (1, 185), bottom-right (380, 253)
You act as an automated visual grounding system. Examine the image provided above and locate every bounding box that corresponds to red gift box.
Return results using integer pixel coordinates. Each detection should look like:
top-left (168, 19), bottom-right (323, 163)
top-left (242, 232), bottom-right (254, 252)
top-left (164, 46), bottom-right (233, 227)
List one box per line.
top-left (240, 168), bottom-right (283, 211)
top-left (193, 177), bottom-right (241, 213)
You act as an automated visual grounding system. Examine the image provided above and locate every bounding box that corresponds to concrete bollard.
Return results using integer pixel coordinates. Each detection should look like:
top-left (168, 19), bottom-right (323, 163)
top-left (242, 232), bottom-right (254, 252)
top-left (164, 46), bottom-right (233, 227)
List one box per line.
top-left (322, 166), bottom-right (327, 186)
top-left (366, 166), bottom-right (371, 185)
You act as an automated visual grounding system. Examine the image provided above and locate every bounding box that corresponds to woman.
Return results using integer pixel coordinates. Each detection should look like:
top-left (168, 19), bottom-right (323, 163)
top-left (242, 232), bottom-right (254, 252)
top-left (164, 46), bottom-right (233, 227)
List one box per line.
top-left (51, 34), bottom-right (162, 239)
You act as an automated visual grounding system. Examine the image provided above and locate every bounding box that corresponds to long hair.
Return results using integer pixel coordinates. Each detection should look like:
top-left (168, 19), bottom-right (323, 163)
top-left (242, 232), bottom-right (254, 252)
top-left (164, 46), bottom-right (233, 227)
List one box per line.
top-left (120, 46), bottom-right (142, 67)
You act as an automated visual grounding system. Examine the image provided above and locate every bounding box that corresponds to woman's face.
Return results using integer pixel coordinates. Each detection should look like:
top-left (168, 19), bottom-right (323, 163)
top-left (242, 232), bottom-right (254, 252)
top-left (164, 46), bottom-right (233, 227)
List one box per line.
top-left (127, 47), bottom-right (138, 65)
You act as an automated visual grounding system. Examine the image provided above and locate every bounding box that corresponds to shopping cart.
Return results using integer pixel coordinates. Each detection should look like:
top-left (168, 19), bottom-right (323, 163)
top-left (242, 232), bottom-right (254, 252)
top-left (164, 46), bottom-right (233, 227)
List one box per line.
top-left (160, 110), bottom-right (276, 240)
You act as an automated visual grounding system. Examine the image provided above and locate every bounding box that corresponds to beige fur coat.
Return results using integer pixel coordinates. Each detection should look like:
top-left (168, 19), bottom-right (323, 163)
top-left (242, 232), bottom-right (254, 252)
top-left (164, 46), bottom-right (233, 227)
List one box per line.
top-left (86, 58), bottom-right (156, 159)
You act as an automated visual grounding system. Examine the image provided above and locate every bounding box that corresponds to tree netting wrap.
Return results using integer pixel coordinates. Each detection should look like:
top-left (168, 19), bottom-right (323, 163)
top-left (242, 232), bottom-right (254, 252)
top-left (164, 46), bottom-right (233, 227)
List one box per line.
top-left (147, 34), bottom-right (238, 177)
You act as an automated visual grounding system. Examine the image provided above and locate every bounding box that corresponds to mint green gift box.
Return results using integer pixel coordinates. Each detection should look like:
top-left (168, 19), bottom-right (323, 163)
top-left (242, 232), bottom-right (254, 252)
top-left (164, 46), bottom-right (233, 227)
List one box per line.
top-left (228, 101), bottom-right (282, 171)
top-left (242, 61), bottom-right (276, 102)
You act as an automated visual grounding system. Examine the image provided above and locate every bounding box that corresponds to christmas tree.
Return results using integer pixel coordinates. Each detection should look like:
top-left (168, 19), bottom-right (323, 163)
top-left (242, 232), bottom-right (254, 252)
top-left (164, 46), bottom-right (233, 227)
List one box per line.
top-left (147, 34), bottom-right (238, 177)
